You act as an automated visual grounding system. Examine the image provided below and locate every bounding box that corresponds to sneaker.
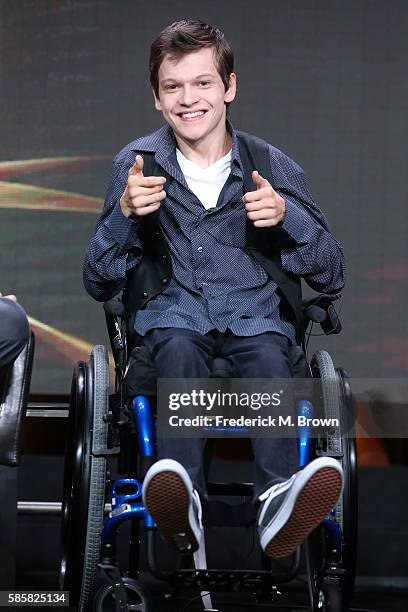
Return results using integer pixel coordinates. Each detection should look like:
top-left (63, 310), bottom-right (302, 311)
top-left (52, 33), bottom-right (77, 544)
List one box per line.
top-left (257, 456), bottom-right (344, 558)
top-left (142, 459), bottom-right (203, 553)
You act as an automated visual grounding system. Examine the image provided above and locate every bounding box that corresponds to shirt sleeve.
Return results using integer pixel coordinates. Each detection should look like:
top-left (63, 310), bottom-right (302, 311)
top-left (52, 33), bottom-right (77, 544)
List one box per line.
top-left (83, 158), bottom-right (143, 302)
top-left (272, 158), bottom-right (346, 294)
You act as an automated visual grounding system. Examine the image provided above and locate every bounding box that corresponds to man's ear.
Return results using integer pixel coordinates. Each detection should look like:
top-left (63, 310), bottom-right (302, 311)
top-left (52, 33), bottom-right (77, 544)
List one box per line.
top-left (152, 88), bottom-right (162, 111)
top-left (224, 73), bottom-right (237, 104)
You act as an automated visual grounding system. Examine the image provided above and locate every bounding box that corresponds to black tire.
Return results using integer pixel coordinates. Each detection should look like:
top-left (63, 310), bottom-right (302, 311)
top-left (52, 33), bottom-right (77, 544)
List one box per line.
top-left (60, 345), bottom-right (110, 611)
top-left (307, 351), bottom-right (357, 611)
top-left (336, 368), bottom-right (358, 607)
top-left (93, 577), bottom-right (150, 612)
top-left (311, 351), bottom-right (343, 525)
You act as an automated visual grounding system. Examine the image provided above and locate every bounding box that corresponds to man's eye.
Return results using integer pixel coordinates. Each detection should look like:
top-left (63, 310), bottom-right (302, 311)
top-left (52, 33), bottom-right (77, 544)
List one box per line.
top-left (164, 84), bottom-right (178, 90)
top-left (199, 81), bottom-right (210, 86)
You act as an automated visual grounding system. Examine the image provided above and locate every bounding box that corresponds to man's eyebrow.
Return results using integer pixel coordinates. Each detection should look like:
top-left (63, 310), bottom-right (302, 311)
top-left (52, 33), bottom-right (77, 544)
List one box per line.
top-left (194, 74), bottom-right (215, 80)
top-left (161, 73), bottom-right (215, 84)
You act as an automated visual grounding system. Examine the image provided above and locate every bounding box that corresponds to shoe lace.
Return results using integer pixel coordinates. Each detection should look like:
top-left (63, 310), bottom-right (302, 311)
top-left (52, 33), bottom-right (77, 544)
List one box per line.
top-left (258, 472), bottom-right (297, 503)
top-left (193, 489), bottom-right (203, 529)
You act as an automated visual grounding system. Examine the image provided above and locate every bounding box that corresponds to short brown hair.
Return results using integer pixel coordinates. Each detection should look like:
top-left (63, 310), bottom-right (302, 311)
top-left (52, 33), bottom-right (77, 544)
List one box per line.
top-left (150, 20), bottom-right (234, 107)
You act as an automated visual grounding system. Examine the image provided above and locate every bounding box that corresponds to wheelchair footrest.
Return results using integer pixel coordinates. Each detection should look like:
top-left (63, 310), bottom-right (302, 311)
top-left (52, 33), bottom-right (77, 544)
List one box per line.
top-left (167, 569), bottom-right (280, 594)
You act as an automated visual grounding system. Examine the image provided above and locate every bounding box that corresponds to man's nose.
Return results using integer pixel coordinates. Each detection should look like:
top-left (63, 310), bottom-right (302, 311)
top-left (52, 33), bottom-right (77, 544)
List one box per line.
top-left (179, 85), bottom-right (199, 106)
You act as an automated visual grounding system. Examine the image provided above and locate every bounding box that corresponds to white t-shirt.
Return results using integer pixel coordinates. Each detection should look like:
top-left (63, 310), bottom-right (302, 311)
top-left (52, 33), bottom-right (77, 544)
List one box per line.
top-left (176, 148), bottom-right (232, 210)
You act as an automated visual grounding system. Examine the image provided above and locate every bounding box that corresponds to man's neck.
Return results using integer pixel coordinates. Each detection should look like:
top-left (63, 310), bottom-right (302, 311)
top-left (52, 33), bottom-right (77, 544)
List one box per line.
top-left (174, 127), bottom-right (232, 169)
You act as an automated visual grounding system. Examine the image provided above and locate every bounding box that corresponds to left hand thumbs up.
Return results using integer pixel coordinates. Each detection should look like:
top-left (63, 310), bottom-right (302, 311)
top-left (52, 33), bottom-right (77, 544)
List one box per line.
top-left (252, 170), bottom-right (271, 190)
top-left (243, 170), bottom-right (286, 228)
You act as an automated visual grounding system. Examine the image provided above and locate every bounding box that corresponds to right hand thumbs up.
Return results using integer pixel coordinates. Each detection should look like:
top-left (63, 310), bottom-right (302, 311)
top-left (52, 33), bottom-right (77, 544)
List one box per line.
top-left (120, 154), bottom-right (167, 219)
top-left (128, 154), bottom-right (144, 177)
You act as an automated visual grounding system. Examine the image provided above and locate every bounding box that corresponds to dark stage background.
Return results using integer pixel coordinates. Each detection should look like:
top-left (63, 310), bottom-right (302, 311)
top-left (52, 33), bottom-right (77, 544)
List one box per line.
top-left (1, 0), bottom-right (407, 393)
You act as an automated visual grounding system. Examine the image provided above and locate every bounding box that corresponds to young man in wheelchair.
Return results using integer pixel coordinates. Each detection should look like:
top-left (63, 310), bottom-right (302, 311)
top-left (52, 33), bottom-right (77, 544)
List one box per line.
top-left (84, 20), bottom-right (345, 561)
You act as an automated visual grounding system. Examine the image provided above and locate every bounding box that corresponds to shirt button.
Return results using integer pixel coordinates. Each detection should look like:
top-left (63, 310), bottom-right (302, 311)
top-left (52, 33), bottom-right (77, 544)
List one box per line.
top-left (197, 246), bottom-right (203, 253)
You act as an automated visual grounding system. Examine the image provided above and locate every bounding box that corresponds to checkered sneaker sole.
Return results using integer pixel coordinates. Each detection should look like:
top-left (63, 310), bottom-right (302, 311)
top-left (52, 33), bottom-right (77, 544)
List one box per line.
top-left (264, 467), bottom-right (342, 558)
top-left (144, 469), bottom-right (200, 553)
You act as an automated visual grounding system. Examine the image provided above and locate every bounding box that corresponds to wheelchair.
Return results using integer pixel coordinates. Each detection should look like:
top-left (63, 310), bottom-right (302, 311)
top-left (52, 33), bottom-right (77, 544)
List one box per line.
top-left (59, 284), bottom-right (357, 612)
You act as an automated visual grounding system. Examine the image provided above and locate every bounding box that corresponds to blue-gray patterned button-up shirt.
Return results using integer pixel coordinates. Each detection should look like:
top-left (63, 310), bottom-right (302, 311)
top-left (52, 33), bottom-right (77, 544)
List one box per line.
top-left (83, 122), bottom-right (345, 345)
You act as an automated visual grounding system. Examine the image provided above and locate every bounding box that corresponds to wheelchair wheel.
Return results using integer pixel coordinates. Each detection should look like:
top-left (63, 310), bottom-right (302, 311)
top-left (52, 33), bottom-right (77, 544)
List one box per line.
top-left (93, 577), bottom-right (150, 611)
top-left (59, 345), bottom-right (110, 611)
top-left (336, 367), bottom-right (358, 606)
top-left (306, 351), bottom-right (357, 611)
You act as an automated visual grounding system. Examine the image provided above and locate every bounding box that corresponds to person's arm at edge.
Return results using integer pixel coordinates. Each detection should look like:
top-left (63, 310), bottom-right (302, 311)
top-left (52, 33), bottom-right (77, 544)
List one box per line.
top-left (83, 156), bottom-right (143, 302)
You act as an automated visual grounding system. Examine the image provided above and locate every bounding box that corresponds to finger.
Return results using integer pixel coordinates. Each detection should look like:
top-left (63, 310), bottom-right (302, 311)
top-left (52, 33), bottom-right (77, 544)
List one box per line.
top-left (253, 218), bottom-right (279, 228)
top-left (128, 183), bottom-right (166, 198)
top-left (128, 154), bottom-right (144, 177)
top-left (130, 190), bottom-right (166, 208)
top-left (129, 174), bottom-right (166, 188)
top-left (246, 208), bottom-right (277, 222)
top-left (252, 170), bottom-right (271, 190)
top-left (244, 199), bottom-right (276, 212)
top-left (243, 186), bottom-right (272, 203)
top-left (134, 202), bottom-right (162, 216)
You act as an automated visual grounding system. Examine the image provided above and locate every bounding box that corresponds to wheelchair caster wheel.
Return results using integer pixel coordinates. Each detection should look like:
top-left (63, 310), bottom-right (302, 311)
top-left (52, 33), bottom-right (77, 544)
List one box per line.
top-left (93, 577), bottom-right (149, 611)
top-left (315, 577), bottom-right (343, 611)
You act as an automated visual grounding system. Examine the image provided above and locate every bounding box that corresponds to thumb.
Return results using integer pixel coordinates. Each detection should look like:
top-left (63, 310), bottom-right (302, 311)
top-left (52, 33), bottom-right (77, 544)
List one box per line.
top-left (128, 154), bottom-right (144, 177)
top-left (252, 170), bottom-right (270, 190)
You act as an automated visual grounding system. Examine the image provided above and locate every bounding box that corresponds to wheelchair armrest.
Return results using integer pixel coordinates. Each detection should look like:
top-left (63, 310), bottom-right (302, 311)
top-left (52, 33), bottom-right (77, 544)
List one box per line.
top-left (302, 293), bottom-right (342, 335)
top-left (103, 301), bottom-right (127, 371)
top-left (103, 296), bottom-right (141, 371)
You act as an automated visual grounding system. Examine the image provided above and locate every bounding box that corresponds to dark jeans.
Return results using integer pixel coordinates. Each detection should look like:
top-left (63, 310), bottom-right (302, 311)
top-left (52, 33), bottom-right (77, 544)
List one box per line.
top-left (143, 327), bottom-right (298, 501)
top-left (0, 298), bottom-right (29, 370)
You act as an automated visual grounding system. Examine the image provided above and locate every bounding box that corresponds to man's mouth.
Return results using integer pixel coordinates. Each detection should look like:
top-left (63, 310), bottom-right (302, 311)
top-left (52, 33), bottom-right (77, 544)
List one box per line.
top-left (178, 110), bottom-right (207, 121)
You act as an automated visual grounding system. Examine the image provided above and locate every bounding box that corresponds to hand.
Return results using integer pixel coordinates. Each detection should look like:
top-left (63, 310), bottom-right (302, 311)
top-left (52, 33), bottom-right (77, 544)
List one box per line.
top-left (0, 292), bottom-right (17, 302)
top-left (243, 171), bottom-right (286, 228)
top-left (120, 155), bottom-right (167, 218)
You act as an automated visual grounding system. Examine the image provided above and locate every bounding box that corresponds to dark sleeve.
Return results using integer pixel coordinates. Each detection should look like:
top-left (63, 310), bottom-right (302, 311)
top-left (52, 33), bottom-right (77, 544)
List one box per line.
top-left (83, 158), bottom-right (143, 302)
top-left (270, 149), bottom-right (346, 294)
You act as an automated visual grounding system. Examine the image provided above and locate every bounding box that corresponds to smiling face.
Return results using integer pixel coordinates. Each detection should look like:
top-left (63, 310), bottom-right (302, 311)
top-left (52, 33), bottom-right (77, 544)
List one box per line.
top-left (153, 47), bottom-right (236, 149)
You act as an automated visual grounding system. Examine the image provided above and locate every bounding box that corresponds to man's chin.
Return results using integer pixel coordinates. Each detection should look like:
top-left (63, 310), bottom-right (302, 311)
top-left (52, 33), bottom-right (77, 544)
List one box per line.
top-left (173, 125), bottom-right (208, 144)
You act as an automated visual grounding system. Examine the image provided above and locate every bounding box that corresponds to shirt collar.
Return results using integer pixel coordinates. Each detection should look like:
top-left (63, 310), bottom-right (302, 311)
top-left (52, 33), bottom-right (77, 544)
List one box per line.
top-left (227, 119), bottom-right (244, 178)
top-left (147, 119), bottom-right (244, 182)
